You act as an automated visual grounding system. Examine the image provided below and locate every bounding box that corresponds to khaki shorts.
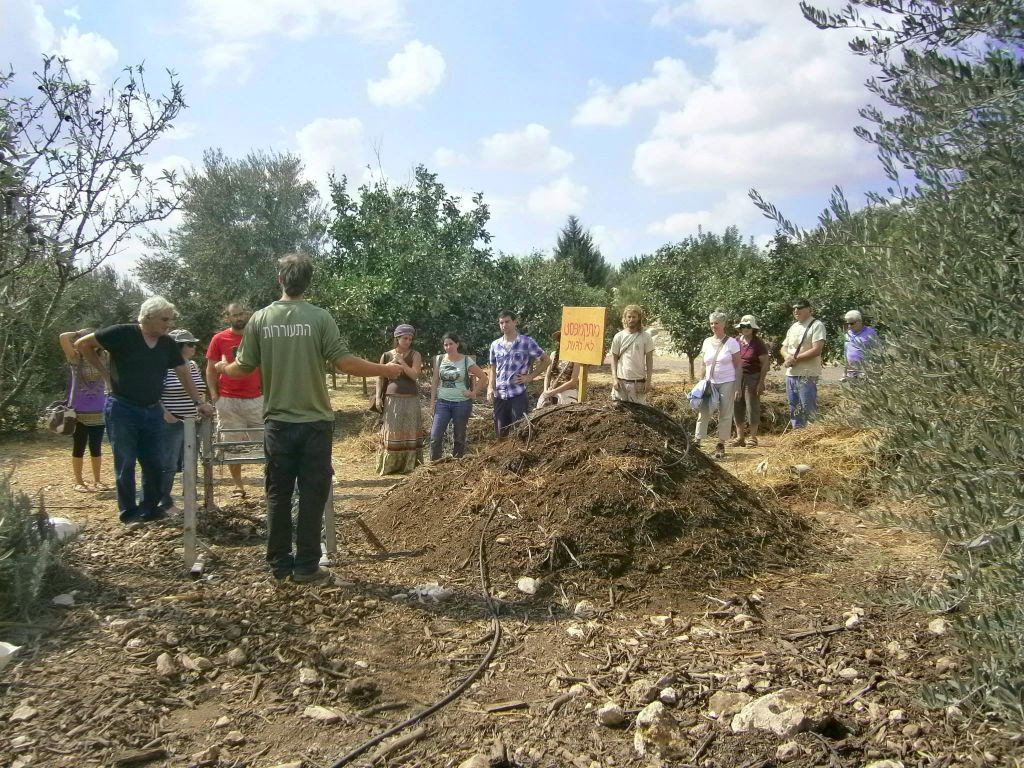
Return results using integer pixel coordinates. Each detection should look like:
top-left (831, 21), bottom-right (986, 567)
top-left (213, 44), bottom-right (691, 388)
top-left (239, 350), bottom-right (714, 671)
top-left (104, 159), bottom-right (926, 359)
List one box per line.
top-left (216, 396), bottom-right (264, 451)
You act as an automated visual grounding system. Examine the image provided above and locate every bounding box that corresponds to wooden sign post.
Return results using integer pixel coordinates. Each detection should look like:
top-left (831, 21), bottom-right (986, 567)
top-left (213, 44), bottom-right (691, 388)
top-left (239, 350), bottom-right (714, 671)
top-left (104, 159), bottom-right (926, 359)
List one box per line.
top-left (559, 306), bottom-right (607, 403)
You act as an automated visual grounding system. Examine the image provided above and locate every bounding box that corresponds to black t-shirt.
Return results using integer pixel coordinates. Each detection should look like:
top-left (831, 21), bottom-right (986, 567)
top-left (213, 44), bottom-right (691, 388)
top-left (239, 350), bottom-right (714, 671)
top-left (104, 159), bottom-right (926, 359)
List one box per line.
top-left (95, 324), bottom-right (185, 406)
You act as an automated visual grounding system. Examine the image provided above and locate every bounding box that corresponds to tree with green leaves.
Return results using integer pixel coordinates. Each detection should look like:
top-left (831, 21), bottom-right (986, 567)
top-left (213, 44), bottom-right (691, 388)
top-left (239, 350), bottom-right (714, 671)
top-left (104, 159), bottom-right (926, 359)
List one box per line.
top-left (755, 0), bottom-right (1024, 719)
top-left (553, 215), bottom-right (611, 288)
top-left (638, 227), bottom-right (765, 379)
top-left (322, 166), bottom-right (494, 362)
top-left (136, 149), bottom-right (326, 341)
top-left (0, 57), bottom-right (184, 428)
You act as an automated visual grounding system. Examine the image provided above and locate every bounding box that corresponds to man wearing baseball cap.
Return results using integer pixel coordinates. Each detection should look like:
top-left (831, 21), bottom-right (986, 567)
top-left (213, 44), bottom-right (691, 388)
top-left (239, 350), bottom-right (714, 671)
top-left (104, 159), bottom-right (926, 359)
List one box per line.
top-left (781, 298), bottom-right (826, 428)
top-left (843, 310), bottom-right (878, 379)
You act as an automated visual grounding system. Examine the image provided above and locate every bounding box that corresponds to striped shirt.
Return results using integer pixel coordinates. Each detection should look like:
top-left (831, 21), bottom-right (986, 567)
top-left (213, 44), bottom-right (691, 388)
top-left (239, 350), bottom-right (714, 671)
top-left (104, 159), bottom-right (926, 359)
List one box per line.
top-left (160, 361), bottom-right (206, 419)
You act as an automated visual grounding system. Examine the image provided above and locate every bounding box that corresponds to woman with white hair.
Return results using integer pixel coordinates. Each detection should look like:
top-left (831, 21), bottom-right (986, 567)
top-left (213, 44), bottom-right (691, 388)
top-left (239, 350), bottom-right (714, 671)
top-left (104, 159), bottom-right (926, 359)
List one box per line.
top-left (695, 311), bottom-right (742, 459)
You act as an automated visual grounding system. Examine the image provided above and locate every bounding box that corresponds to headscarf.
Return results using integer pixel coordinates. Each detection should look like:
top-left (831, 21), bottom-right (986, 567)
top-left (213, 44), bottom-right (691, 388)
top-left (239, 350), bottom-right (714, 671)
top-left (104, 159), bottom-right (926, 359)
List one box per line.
top-left (393, 323), bottom-right (415, 338)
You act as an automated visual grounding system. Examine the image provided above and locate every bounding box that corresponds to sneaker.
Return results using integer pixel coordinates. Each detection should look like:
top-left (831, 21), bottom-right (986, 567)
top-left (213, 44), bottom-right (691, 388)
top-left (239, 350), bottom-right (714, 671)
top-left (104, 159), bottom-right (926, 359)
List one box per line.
top-left (747, 437), bottom-right (759, 448)
top-left (138, 508), bottom-right (168, 522)
top-left (714, 443), bottom-right (726, 459)
top-left (292, 567), bottom-right (332, 584)
top-left (729, 437), bottom-right (746, 448)
top-left (119, 509), bottom-right (145, 524)
top-left (271, 569), bottom-right (292, 582)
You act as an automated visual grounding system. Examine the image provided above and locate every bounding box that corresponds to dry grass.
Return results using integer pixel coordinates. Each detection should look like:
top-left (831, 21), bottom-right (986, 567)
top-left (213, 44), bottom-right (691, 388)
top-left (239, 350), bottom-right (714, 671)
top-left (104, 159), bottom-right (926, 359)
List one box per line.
top-left (730, 420), bottom-right (879, 504)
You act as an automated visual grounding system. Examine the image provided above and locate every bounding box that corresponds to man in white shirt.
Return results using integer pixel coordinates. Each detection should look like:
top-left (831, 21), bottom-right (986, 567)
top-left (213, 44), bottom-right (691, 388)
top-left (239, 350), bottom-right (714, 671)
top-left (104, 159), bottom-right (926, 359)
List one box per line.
top-left (610, 305), bottom-right (656, 404)
top-left (781, 298), bottom-right (826, 428)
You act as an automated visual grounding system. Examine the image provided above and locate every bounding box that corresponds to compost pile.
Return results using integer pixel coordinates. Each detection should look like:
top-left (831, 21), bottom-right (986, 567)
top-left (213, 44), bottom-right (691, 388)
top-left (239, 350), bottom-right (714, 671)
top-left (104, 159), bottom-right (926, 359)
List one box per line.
top-left (360, 402), bottom-right (812, 591)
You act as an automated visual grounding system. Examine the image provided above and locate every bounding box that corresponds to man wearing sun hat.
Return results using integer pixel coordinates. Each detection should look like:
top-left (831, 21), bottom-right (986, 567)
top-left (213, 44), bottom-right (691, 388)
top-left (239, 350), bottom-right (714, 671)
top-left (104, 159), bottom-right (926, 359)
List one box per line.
top-left (781, 298), bottom-right (826, 428)
top-left (843, 309), bottom-right (878, 379)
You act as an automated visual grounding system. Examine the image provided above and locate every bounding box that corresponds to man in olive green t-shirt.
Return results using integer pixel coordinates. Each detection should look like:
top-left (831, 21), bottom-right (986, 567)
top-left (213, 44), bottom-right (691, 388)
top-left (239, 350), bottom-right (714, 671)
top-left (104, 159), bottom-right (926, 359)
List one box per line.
top-left (218, 254), bottom-right (401, 583)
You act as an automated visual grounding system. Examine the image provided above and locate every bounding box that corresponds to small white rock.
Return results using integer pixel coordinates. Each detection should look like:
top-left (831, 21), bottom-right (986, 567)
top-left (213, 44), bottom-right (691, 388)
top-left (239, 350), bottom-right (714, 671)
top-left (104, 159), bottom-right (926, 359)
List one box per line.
top-left (391, 593), bottom-right (408, 601)
top-left (659, 687), bottom-right (678, 705)
top-left (596, 702), bottom-right (626, 727)
top-left (51, 593), bottom-right (75, 607)
top-left (226, 647), bottom-right (247, 667)
top-left (574, 600), bottom-right (598, 619)
top-left (517, 577), bottom-right (540, 595)
top-left (156, 652), bottom-right (177, 677)
top-left (125, 637), bottom-right (145, 650)
top-left (776, 741), bottom-right (801, 762)
top-left (224, 730), bottom-right (245, 746)
top-left (888, 709), bottom-right (906, 722)
top-left (837, 667), bottom-right (860, 680)
top-left (9, 704), bottom-right (38, 723)
top-left (214, 716), bottom-right (232, 728)
top-left (299, 667), bottom-right (321, 685)
top-left (303, 705), bottom-right (342, 723)
top-left (845, 614), bottom-right (862, 629)
top-left (928, 617), bottom-right (950, 635)
top-left (566, 623), bottom-right (587, 640)
top-left (649, 615), bottom-right (673, 627)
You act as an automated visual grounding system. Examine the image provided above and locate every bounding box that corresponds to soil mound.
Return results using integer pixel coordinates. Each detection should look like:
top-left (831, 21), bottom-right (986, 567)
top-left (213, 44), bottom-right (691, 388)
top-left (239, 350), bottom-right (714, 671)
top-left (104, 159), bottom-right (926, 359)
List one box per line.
top-left (360, 403), bottom-right (811, 590)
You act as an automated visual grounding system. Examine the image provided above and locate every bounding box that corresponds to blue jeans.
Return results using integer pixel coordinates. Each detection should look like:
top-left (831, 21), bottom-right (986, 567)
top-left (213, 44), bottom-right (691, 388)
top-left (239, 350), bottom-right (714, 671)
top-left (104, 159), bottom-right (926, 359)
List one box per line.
top-left (493, 392), bottom-right (528, 437)
top-left (786, 376), bottom-right (819, 428)
top-left (430, 399), bottom-right (473, 460)
top-left (105, 396), bottom-right (165, 521)
top-left (159, 419), bottom-right (184, 511)
top-left (264, 420), bottom-right (334, 576)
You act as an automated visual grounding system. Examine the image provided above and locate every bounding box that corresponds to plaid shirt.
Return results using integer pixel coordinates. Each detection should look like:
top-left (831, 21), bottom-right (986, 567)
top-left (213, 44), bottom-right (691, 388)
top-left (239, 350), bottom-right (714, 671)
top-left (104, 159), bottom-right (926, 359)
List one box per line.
top-left (489, 334), bottom-right (544, 399)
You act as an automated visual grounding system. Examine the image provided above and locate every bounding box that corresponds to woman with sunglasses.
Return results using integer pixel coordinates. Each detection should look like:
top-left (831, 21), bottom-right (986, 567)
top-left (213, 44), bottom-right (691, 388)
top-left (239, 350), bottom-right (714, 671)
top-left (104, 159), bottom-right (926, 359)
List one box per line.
top-left (732, 314), bottom-right (771, 448)
top-left (157, 329), bottom-right (207, 515)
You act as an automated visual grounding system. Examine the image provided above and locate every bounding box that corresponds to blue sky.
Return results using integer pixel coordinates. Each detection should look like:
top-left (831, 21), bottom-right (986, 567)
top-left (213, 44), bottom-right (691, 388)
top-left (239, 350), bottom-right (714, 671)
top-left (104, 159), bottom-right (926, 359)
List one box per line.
top-left (1, 0), bottom-right (887, 272)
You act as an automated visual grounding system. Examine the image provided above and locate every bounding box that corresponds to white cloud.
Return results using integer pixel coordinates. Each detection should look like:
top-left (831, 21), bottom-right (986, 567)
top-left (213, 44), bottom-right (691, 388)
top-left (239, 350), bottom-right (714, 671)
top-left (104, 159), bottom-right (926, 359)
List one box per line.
top-left (188, 0), bottom-right (405, 41)
top-left (647, 191), bottom-right (765, 239)
top-left (572, 57), bottom-right (695, 127)
top-left (632, 3), bottom-right (876, 196)
top-left (635, 123), bottom-right (866, 192)
top-left (650, 0), bottom-right (776, 28)
top-left (526, 176), bottom-right (588, 220)
top-left (294, 117), bottom-right (367, 194)
top-left (200, 42), bottom-right (257, 84)
top-left (480, 124), bottom-right (573, 173)
top-left (63, 6), bottom-right (81, 21)
top-left (54, 25), bottom-right (118, 84)
top-left (189, 0), bottom-right (406, 80)
top-left (590, 224), bottom-right (628, 260)
top-left (164, 121), bottom-right (199, 141)
top-left (367, 40), bottom-right (445, 108)
top-left (431, 147), bottom-right (466, 169)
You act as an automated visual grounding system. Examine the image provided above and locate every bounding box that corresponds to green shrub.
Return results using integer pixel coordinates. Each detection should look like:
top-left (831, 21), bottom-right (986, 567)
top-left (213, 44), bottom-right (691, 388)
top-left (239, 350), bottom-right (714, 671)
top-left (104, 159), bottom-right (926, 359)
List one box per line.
top-left (0, 472), bottom-right (56, 617)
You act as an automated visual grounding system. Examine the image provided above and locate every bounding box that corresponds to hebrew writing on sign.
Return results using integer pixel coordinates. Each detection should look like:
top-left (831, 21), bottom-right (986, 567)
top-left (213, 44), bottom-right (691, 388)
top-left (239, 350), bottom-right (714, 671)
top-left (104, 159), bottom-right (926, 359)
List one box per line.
top-left (559, 306), bottom-right (607, 366)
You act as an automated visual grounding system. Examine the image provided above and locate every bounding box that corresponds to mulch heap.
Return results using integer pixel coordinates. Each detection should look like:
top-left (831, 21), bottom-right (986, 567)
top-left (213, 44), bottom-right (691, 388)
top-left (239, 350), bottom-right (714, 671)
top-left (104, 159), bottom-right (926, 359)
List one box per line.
top-left (360, 402), bottom-right (813, 593)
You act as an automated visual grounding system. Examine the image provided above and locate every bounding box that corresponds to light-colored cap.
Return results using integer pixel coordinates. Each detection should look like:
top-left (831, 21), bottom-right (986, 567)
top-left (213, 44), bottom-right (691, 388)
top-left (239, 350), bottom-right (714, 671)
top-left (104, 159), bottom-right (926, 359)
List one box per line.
top-left (170, 328), bottom-right (198, 343)
top-left (735, 314), bottom-right (761, 330)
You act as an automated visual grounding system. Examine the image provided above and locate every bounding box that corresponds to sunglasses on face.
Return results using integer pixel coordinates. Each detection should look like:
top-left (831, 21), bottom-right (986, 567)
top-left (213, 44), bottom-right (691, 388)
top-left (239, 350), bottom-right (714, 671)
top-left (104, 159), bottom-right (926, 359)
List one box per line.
top-left (739, 324), bottom-right (752, 328)
top-left (180, 342), bottom-right (197, 348)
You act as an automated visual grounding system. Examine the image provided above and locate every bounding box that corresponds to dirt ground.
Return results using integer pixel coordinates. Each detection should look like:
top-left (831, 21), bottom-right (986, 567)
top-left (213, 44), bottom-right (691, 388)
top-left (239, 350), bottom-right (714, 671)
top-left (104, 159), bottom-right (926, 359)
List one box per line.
top-left (1, 366), bottom-right (1021, 768)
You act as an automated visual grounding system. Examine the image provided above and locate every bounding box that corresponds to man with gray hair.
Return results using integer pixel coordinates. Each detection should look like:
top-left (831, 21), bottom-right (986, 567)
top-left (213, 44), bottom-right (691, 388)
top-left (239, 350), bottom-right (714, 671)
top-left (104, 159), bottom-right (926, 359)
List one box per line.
top-left (843, 309), bottom-right (878, 379)
top-left (76, 297), bottom-right (214, 523)
top-left (217, 254), bottom-right (403, 583)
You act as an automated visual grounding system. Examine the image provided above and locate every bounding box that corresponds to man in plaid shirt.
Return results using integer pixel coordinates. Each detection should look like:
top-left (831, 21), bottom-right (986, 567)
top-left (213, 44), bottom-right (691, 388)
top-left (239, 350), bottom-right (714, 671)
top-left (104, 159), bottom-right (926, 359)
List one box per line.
top-left (487, 309), bottom-right (551, 437)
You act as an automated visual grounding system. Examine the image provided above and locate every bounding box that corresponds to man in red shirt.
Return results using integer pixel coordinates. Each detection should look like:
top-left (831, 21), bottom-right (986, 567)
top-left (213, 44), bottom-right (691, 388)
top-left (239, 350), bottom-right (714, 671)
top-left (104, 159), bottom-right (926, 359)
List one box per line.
top-left (206, 303), bottom-right (263, 498)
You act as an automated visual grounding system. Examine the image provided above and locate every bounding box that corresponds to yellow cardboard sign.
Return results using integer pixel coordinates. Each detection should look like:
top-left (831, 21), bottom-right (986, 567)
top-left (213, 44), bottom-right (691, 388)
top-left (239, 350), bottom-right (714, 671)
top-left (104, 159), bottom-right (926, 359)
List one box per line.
top-left (559, 306), bottom-right (606, 366)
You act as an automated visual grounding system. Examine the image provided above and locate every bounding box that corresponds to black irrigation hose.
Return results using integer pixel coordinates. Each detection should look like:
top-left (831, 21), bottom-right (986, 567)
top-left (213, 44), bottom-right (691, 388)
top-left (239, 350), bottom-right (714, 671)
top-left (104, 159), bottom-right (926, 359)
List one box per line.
top-left (329, 504), bottom-right (503, 768)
